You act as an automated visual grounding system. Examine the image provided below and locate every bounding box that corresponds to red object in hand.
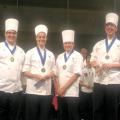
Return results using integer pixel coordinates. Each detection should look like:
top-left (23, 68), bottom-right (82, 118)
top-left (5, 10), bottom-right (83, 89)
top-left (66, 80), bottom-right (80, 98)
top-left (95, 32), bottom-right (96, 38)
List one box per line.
top-left (52, 79), bottom-right (58, 111)
top-left (52, 95), bottom-right (58, 111)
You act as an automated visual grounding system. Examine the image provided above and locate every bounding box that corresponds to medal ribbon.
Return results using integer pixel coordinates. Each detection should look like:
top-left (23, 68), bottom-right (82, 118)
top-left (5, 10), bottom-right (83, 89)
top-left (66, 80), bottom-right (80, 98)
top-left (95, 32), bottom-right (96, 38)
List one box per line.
top-left (64, 50), bottom-right (74, 63)
top-left (4, 41), bottom-right (16, 55)
top-left (37, 47), bottom-right (46, 66)
top-left (105, 37), bottom-right (116, 53)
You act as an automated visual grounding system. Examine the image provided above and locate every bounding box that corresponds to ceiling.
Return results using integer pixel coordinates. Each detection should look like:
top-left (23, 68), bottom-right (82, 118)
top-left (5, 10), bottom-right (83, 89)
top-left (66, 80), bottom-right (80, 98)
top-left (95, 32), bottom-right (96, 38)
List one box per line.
top-left (0, 0), bottom-right (119, 11)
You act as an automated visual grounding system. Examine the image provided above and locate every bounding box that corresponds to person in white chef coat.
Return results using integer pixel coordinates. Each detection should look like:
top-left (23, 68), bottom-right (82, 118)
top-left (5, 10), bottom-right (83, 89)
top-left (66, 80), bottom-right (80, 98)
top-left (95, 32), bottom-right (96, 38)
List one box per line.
top-left (55, 30), bottom-right (83, 120)
top-left (90, 12), bottom-right (120, 120)
top-left (0, 18), bottom-right (25, 120)
top-left (22, 24), bottom-right (55, 120)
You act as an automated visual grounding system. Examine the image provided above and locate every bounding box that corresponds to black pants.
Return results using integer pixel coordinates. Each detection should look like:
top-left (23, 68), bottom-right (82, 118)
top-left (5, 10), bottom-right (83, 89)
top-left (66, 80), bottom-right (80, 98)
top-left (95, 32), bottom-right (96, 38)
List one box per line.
top-left (118, 102), bottom-right (120, 120)
top-left (79, 91), bottom-right (93, 120)
top-left (58, 97), bottom-right (80, 120)
top-left (0, 91), bottom-right (24, 120)
top-left (25, 94), bottom-right (52, 120)
top-left (93, 83), bottom-right (120, 120)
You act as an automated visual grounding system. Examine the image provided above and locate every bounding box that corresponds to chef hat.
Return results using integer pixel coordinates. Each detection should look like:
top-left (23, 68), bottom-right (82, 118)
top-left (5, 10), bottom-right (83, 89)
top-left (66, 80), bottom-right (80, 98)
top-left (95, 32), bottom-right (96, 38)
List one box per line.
top-left (5, 18), bottom-right (19, 32)
top-left (35, 24), bottom-right (48, 36)
top-left (106, 12), bottom-right (119, 27)
top-left (62, 30), bottom-right (75, 43)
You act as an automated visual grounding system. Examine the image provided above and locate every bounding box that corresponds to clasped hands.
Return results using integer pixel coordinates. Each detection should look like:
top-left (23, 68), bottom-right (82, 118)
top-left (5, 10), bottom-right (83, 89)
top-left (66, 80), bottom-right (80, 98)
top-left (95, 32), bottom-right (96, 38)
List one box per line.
top-left (95, 63), bottom-right (111, 76)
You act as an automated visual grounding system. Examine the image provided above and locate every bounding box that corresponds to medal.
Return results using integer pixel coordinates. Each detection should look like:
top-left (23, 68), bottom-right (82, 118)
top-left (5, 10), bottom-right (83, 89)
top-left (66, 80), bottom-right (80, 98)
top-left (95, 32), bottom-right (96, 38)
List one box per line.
top-left (63, 65), bottom-right (67, 70)
top-left (4, 41), bottom-right (16, 61)
top-left (105, 37), bottom-right (116, 59)
top-left (37, 47), bottom-right (46, 72)
top-left (41, 68), bottom-right (46, 72)
top-left (105, 55), bottom-right (110, 59)
top-left (64, 50), bottom-right (74, 70)
top-left (10, 57), bottom-right (14, 62)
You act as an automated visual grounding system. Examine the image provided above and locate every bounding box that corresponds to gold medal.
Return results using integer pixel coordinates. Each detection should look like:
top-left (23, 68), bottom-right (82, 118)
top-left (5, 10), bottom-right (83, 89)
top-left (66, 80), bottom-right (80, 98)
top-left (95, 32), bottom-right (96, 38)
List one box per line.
top-left (105, 55), bottom-right (110, 59)
top-left (10, 57), bottom-right (14, 62)
top-left (63, 65), bottom-right (67, 70)
top-left (41, 68), bottom-right (46, 72)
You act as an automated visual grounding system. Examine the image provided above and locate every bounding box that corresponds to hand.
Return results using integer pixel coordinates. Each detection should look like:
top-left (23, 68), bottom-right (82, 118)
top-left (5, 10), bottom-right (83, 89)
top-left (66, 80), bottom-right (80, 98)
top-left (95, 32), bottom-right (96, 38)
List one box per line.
top-left (43, 72), bottom-right (55, 79)
top-left (58, 87), bottom-right (66, 97)
top-left (102, 64), bottom-right (111, 71)
top-left (95, 66), bottom-right (103, 76)
top-left (79, 80), bottom-right (84, 85)
top-left (80, 80), bottom-right (92, 89)
top-left (49, 72), bottom-right (55, 78)
top-left (85, 85), bottom-right (92, 89)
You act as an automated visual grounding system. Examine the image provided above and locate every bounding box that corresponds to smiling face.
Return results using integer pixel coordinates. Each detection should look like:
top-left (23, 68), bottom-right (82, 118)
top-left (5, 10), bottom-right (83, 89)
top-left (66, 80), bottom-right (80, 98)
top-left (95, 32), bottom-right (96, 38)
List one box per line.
top-left (36, 32), bottom-right (47, 48)
top-left (63, 42), bottom-right (74, 52)
top-left (5, 30), bottom-right (17, 45)
top-left (105, 23), bottom-right (117, 39)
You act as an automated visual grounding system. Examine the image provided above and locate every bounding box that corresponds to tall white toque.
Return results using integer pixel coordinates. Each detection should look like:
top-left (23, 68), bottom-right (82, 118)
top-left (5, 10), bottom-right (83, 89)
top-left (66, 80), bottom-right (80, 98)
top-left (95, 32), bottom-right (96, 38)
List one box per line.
top-left (106, 12), bottom-right (119, 27)
top-left (35, 24), bottom-right (48, 36)
top-left (5, 18), bottom-right (19, 32)
top-left (62, 30), bottom-right (75, 43)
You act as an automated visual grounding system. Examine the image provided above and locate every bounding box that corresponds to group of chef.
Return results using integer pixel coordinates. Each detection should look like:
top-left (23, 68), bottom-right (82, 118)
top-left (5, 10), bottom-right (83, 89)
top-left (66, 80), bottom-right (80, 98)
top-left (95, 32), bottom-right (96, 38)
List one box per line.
top-left (0, 11), bottom-right (120, 120)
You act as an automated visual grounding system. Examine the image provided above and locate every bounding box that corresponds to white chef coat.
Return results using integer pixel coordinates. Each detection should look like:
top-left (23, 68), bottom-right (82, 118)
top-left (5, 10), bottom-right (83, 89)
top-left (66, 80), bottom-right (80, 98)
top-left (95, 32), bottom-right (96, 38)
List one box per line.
top-left (0, 41), bottom-right (25, 93)
top-left (22, 47), bottom-right (55, 95)
top-left (56, 50), bottom-right (83, 97)
top-left (90, 38), bottom-right (120, 84)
